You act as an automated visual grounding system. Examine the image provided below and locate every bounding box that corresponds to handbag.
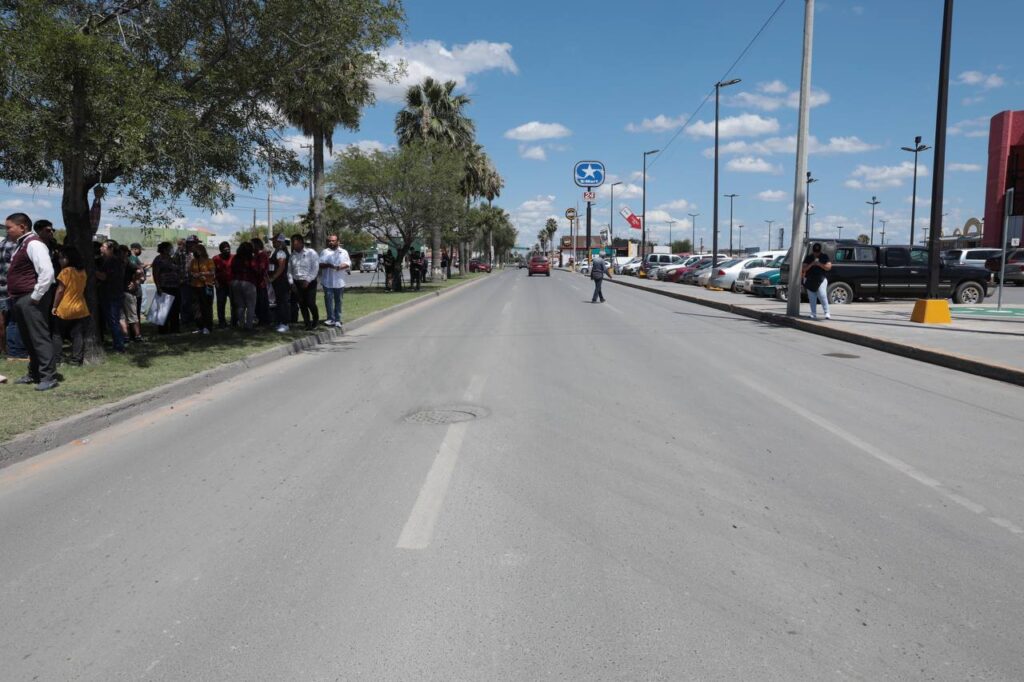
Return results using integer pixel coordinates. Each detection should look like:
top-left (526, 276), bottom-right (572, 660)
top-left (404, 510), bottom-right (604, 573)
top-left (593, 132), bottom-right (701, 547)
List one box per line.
top-left (147, 291), bottom-right (175, 326)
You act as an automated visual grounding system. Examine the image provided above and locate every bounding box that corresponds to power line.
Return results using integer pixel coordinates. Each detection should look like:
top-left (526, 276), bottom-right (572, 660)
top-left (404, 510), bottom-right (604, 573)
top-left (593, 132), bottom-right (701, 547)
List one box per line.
top-left (647, 0), bottom-right (788, 169)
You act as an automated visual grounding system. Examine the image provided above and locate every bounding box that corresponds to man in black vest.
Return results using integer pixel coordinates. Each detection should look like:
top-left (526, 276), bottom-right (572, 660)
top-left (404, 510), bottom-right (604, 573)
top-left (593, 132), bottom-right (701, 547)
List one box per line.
top-left (5, 213), bottom-right (58, 390)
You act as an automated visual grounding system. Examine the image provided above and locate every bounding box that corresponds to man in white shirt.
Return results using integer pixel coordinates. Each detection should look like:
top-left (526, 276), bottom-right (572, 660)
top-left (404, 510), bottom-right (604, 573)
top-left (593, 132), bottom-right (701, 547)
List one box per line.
top-left (288, 234), bottom-right (321, 330)
top-left (5, 213), bottom-right (58, 390)
top-left (318, 234), bottom-right (352, 328)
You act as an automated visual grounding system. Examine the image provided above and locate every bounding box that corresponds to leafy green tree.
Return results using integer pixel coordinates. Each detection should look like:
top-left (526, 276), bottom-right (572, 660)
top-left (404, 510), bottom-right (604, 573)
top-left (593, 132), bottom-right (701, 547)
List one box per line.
top-left (275, 1), bottom-right (403, 250)
top-left (671, 239), bottom-right (693, 253)
top-left (327, 143), bottom-right (463, 291)
top-left (395, 78), bottom-right (475, 277)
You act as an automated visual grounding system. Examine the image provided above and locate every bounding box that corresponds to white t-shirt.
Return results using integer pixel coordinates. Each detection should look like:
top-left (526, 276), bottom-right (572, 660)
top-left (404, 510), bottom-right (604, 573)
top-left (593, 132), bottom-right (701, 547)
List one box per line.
top-left (319, 247), bottom-right (352, 289)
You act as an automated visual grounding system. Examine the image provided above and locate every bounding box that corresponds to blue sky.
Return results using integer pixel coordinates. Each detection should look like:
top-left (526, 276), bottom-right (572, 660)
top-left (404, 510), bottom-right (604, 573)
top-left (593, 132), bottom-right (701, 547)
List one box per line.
top-left (4, 0), bottom-right (1022, 249)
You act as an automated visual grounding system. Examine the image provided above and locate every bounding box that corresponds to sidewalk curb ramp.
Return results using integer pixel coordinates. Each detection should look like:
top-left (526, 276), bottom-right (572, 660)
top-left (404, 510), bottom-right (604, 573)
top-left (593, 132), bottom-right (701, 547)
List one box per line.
top-left (0, 274), bottom-right (492, 469)
top-left (603, 274), bottom-right (1024, 389)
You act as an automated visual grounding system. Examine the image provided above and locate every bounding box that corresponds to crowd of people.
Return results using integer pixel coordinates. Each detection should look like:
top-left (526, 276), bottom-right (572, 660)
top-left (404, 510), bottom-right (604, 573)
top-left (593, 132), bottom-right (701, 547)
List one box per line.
top-left (1, 212), bottom-right (352, 390)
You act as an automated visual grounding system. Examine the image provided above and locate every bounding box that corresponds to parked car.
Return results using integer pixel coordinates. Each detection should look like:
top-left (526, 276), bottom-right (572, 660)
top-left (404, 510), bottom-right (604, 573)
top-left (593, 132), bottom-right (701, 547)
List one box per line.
top-left (612, 256), bottom-right (632, 274)
top-left (984, 248), bottom-right (1024, 285)
top-left (527, 256), bottom-right (551, 276)
top-left (943, 248), bottom-right (1001, 268)
top-left (682, 260), bottom-right (716, 285)
top-left (621, 257), bottom-right (644, 275)
top-left (751, 268), bottom-right (783, 298)
top-left (657, 255), bottom-right (702, 281)
top-left (735, 256), bottom-right (785, 293)
top-left (705, 259), bottom-right (748, 289)
top-left (469, 258), bottom-right (492, 273)
top-left (518, 259), bottom-right (527, 269)
top-left (360, 254), bottom-right (379, 272)
top-left (778, 241), bottom-right (993, 304)
top-left (642, 253), bottom-right (684, 278)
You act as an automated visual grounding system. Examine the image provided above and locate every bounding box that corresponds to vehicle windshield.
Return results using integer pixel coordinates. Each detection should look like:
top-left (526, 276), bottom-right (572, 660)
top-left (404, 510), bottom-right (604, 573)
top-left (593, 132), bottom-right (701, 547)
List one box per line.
top-left (717, 259), bottom-right (741, 268)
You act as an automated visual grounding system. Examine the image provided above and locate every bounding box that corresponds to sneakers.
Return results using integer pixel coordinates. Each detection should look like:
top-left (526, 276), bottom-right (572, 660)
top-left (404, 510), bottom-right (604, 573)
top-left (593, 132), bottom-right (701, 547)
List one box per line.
top-left (35, 379), bottom-right (58, 392)
top-left (324, 320), bottom-right (336, 328)
top-left (824, 313), bottom-right (832, 320)
top-left (276, 324), bottom-right (289, 333)
top-left (202, 328), bottom-right (211, 335)
top-left (14, 375), bottom-right (37, 385)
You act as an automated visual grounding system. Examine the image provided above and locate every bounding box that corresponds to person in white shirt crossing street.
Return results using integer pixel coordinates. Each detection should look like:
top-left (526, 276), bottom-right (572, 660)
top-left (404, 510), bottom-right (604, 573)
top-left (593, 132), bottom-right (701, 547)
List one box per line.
top-left (288, 234), bottom-right (320, 330)
top-left (319, 234), bottom-right (351, 328)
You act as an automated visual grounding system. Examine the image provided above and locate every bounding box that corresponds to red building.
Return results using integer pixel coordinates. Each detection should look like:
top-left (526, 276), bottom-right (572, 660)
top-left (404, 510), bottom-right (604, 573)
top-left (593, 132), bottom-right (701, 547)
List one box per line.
top-left (983, 111), bottom-right (1024, 248)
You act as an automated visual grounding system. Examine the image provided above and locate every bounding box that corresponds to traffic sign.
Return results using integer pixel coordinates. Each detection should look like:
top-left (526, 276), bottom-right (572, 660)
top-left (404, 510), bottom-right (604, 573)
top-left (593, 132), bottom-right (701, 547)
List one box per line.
top-left (1013, 238), bottom-right (1021, 247)
top-left (574, 160), bottom-right (606, 188)
top-left (619, 205), bottom-right (642, 230)
top-left (583, 191), bottom-right (596, 202)
top-left (565, 208), bottom-right (577, 220)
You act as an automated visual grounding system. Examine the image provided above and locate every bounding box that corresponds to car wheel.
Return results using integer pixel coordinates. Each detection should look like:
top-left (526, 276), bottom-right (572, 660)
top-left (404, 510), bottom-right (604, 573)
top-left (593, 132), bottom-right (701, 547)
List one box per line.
top-left (546, 272), bottom-right (551, 277)
top-left (776, 286), bottom-right (788, 302)
top-left (731, 283), bottom-right (742, 293)
top-left (954, 281), bottom-right (984, 304)
top-left (828, 282), bottom-right (853, 305)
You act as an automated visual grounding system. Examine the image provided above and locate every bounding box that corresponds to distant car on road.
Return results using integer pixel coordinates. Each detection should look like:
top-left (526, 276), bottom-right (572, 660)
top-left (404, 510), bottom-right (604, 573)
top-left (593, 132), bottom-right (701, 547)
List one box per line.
top-left (360, 254), bottom-right (379, 273)
top-left (469, 259), bottom-right (492, 273)
top-left (527, 256), bottom-right (551, 276)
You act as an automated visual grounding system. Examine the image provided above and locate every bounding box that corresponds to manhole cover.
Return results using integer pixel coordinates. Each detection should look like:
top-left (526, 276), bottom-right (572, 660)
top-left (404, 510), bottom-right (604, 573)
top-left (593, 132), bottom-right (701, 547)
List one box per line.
top-left (404, 406), bottom-right (486, 425)
top-left (823, 352), bottom-right (860, 359)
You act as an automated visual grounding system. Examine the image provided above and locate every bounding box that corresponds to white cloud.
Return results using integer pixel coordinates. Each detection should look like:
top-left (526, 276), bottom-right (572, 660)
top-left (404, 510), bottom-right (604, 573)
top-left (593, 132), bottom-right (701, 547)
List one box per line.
top-left (758, 190), bottom-right (787, 202)
top-left (948, 163), bottom-right (982, 172)
top-left (657, 199), bottom-right (695, 211)
top-left (688, 114), bottom-right (780, 139)
top-left (345, 139), bottom-right (389, 154)
top-left (598, 182), bottom-right (642, 200)
top-left (948, 116), bottom-right (989, 138)
top-left (846, 161), bottom-right (928, 189)
top-left (760, 80), bottom-right (788, 94)
top-left (704, 135), bottom-right (878, 158)
top-left (625, 114), bottom-right (687, 133)
top-left (956, 70), bottom-right (1005, 90)
top-left (1, 199), bottom-right (25, 209)
top-left (519, 145), bottom-right (547, 161)
top-left (210, 211), bottom-right (241, 226)
top-left (373, 39), bottom-right (518, 103)
top-left (504, 121), bottom-right (571, 141)
top-left (727, 157), bottom-right (782, 174)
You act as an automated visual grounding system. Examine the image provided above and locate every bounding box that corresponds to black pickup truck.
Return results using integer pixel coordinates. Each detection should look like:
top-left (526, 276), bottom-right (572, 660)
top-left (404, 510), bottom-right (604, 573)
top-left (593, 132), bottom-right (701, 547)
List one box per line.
top-left (778, 240), bottom-right (993, 304)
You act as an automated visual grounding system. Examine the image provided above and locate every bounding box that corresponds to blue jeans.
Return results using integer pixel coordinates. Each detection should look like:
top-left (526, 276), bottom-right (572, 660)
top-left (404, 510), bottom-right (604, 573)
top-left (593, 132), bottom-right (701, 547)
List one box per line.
top-left (807, 279), bottom-right (829, 318)
top-left (2, 297), bottom-right (28, 358)
top-left (323, 287), bottom-right (344, 324)
top-left (104, 296), bottom-right (126, 351)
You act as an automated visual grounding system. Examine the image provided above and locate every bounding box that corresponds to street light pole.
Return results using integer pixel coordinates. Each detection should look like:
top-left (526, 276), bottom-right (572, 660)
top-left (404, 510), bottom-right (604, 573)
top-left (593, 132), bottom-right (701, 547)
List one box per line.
top-left (805, 172), bottom-right (818, 240)
top-left (879, 219), bottom-right (887, 245)
top-left (837, 225), bottom-right (843, 240)
top-left (765, 219), bottom-right (775, 249)
top-left (724, 193), bottom-right (739, 255)
top-left (642, 149), bottom-right (659, 262)
top-left (667, 219), bottom-right (677, 249)
top-left (866, 196), bottom-right (880, 244)
top-left (926, 0), bottom-right (954, 300)
top-left (714, 78), bottom-right (741, 270)
top-left (610, 181), bottom-right (623, 245)
top-left (786, 0), bottom-right (815, 318)
top-left (738, 224), bottom-right (744, 253)
top-left (688, 212), bottom-right (700, 253)
top-left (902, 136), bottom-right (931, 248)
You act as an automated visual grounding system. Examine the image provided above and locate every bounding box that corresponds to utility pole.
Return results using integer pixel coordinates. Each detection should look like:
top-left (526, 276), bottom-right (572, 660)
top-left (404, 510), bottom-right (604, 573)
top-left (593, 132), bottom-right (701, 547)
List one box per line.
top-left (724, 193), bottom-right (739, 255)
top-left (805, 172), bottom-right (818, 240)
top-left (879, 219), bottom-right (887, 245)
top-left (765, 219), bottom-right (775, 250)
top-left (610, 181), bottom-right (622, 244)
top-left (866, 196), bottom-right (880, 244)
top-left (738, 224), bottom-right (744, 253)
top-left (642, 150), bottom-right (659, 261)
top-left (786, 0), bottom-right (815, 318)
top-left (688, 213), bottom-right (700, 253)
top-left (925, 0), bottom-right (954, 300)
top-left (714, 78), bottom-right (741, 270)
top-left (667, 219), bottom-right (677, 249)
top-left (267, 179), bottom-right (273, 238)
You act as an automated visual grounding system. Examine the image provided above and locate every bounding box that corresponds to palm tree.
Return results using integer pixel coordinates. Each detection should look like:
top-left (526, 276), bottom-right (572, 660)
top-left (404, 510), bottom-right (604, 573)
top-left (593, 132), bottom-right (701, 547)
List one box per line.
top-left (544, 218), bottom-right (557, 260)
top-left (396, 78), bottom-right (476, 278)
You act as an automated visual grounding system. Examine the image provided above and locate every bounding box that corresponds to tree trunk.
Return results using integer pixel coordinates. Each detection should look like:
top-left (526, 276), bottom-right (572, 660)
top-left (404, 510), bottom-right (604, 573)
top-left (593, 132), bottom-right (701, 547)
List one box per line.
top-left (311, 128), bottom-right (326, 250)
top-left (431, 225), bottom-right (443, 281)
top-left (62, 67), bottom-right (105, 364)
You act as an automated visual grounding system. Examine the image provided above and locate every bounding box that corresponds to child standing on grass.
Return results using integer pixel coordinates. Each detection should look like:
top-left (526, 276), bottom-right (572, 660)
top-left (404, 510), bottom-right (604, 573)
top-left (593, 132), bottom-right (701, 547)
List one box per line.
top-left (51, 246), bottom-right (90, 366)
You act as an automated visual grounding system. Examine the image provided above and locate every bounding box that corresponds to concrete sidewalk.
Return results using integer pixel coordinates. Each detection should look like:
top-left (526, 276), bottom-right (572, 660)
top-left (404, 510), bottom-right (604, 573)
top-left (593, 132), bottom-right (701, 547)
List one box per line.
top-left (585, 270), bottom-right (1024, 386)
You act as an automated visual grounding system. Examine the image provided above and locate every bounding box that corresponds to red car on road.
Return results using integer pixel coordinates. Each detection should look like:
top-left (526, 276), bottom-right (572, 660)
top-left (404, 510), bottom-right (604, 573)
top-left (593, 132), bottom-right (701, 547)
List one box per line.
top-left (528, 256), bottom-right (551, 276)
top-left (468, 258), bottom-right (492, 273)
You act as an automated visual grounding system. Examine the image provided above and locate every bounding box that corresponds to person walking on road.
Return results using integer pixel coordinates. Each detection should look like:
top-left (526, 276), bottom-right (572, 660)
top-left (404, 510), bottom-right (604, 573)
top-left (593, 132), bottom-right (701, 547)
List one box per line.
top-left (590, 254), bottom-right (611, 303)
top-left (5, 213), bottom-right (58, 390)
top-left (318, 234), bottom-right (351, 328)
top-left (801, 242), bottom-right (832, 320)
top-left (288, 234), bottom-right (320, 331)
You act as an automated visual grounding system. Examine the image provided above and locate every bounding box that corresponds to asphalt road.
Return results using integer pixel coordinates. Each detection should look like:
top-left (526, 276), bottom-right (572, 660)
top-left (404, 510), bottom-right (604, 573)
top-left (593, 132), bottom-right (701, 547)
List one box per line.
top-left (2, 269), bottom-right (1023, 681)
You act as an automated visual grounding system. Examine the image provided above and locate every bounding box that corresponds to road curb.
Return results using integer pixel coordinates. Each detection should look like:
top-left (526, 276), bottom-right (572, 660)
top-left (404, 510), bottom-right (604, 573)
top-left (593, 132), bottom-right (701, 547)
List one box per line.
top-left (605, 275), bottom-right (1024, 388)
top-left (0, 274), bottom-right (491, 469)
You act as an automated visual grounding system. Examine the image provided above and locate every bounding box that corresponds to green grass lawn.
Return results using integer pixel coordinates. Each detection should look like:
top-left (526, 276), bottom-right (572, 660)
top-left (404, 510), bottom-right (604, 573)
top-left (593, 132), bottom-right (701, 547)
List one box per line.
top-left (0, 273), bottom-right (483, 443)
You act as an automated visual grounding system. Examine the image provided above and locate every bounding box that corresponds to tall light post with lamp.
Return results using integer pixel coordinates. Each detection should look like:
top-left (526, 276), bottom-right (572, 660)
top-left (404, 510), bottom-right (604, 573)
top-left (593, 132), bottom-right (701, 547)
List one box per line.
top-left (713, 78), bottom-right (742, 269)
top-left (765, 219), bottom-right (775, 249)
top-left (879, 219), bottom-right (887, 245)
top-left (737, 224), bottom-right (744, 253)
top-left (805, 172), bottom-right (818, 239)
top-left (666, 219), bottom-right (677, 249)
top-left (866, 196), bottom-right (880, 244)
top-left (609, 181), bottom-right (623, 245)
top-left (902, 136), bottom-right (931, 248)
top-left (724, 193), bottom-right (739, 255)
top-left (836, 225), bottom-right (843, 240)
top-left (642, 150), bottom-right (659, 261)
top-left (688, 213), bottom-right (700, 253)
